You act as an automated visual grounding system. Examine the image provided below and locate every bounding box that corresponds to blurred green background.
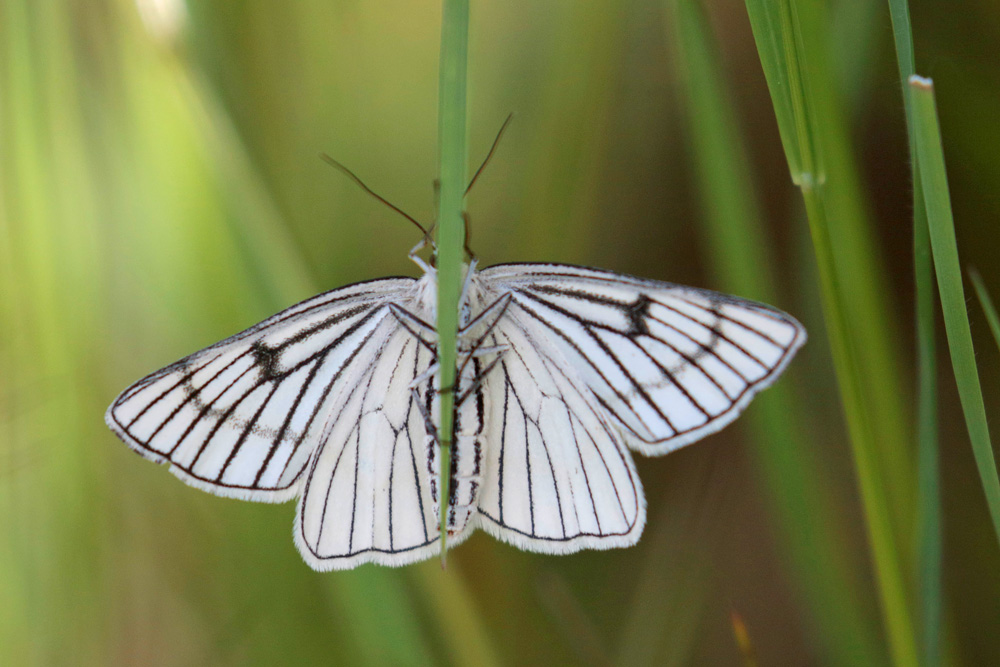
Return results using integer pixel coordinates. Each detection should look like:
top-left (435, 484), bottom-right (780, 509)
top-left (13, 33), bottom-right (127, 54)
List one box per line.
top-left (2, 0), bottom-right (999, 664)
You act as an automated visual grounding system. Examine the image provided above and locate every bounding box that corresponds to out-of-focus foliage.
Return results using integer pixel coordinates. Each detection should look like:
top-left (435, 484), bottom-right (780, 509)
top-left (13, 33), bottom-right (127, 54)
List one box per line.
top-left (1, 0), bottom-right (998, 664)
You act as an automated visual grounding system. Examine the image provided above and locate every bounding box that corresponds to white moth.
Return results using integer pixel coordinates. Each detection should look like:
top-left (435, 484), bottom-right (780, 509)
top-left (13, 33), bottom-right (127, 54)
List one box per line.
top-left (106, 246), bottom-right (805, 570)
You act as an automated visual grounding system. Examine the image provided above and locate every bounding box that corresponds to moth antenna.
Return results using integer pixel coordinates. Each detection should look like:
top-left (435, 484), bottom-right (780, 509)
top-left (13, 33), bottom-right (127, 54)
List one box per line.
top-left (463, 212), bottom-right (477, 262)
top-left (466, 112), bottom-right (514, 195)
top-left (320, 153), bottom-right (430, 237)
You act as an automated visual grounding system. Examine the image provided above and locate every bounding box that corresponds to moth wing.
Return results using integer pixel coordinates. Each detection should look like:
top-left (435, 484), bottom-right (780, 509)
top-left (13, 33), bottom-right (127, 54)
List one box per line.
top-left (480, 263), bottom-right (805, 455)
top-left (474, 308), bottom-right (645, 553)
top-left (105, 278), bottom-right (415, 502)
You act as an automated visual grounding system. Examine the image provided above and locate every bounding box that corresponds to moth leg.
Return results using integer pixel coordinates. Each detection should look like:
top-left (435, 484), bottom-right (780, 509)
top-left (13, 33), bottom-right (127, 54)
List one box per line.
top-left (409, 362), bottom-right (441, 389)
top-left (459, 292), bottom-right (512, 334)
top-left (388, 304), bottom-right (436, 351)
top-left (408, 232), bottom-right (435, 273)
top-left (455, 295), bottom-right (512, 381)
top-left (458, 257), bottom-right (479, 304)
top-left (462, 212), bottom-right (477, 263)
top-left (455, 354), bottom-right (505, 407)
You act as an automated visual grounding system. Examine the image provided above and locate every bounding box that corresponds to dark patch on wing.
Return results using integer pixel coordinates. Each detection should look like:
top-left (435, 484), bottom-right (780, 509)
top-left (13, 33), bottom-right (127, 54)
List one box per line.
top-left (252, 341), bottom-right (281, 381)
top-left (625, 294), bottom-right (652, 337)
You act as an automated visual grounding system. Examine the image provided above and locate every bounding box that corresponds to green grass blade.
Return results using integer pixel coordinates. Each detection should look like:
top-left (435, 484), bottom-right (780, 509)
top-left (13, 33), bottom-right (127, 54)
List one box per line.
top-left (886, 0), bottom-right (916, 80)
top-left (435, 0), bottom-right (470, 563)
top-left (668, 1), bottom-right (883, 663)
top-left (744, 1), bottom-right (918, 664)
top-left (971, 270), bottom-right (1000, 352)
top-left (910, 75), bottom-right (1000, 545)
top-left (741, 0), bottom-right (802, 182)
top-left (883, 1), bottom-right (942, 663)
top-left (746, 1), bottom-right (915, 537)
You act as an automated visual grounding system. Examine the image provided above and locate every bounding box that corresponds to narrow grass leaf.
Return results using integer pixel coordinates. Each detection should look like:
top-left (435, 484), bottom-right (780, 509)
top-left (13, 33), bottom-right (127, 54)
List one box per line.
top-left (910, 76), bottom-right (1000, 546)
top-left (668, 1), bottom-right (883, 663)
top-left (741, 0), bottom-right (802, 181)
top-left (744, 2), bottom-right (918, 664)
top-left (883, 1), bottom-right (942, 663)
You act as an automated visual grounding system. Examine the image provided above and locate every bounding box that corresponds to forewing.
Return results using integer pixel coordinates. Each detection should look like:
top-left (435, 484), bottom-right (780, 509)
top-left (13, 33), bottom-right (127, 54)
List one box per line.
top-left (480, 264), bottom-right (806, 455)
top-left (475, 311), bottom-right (645, 553)
top-left (105, 277), bottom-right (415, 502)
top-left (295, 315), bottom-right (449, 570)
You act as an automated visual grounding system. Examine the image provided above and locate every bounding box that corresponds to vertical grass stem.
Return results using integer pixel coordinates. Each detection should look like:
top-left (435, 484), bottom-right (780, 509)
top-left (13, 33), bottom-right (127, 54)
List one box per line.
top-left (882, 2), bottom-right (942, 661)
top-left (745, 2), bottom-right (919, 663)
top-left (669, 1), bottom-right (883, 662)
top-left (436, 0), bottom-right (470, 564)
